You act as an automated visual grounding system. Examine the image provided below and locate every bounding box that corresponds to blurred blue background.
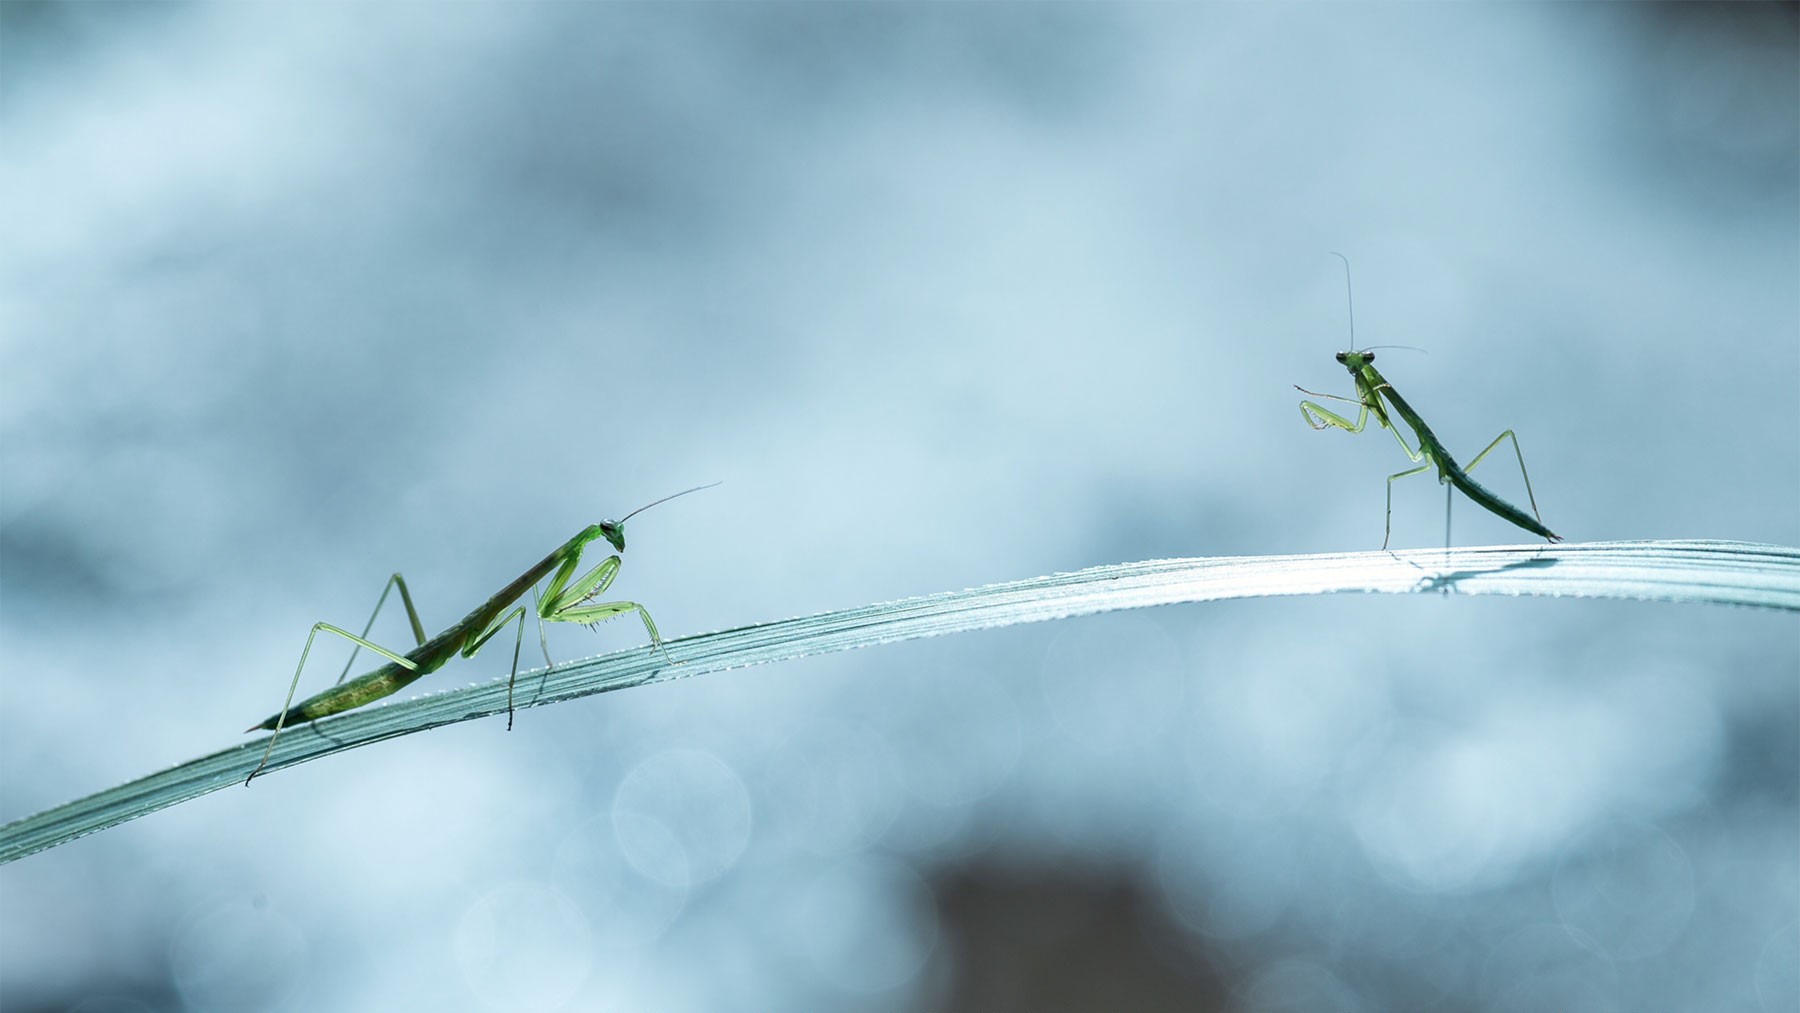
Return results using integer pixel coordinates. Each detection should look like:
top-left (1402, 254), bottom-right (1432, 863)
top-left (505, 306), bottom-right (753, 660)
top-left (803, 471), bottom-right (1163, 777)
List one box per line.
top-left (2, 3), bottom-right (1796, 1011)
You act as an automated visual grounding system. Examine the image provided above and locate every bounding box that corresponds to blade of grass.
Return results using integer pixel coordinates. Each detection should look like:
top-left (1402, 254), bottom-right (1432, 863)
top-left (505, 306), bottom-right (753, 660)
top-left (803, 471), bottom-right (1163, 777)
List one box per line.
top-left (3, 538), bottom-right (1795, 864)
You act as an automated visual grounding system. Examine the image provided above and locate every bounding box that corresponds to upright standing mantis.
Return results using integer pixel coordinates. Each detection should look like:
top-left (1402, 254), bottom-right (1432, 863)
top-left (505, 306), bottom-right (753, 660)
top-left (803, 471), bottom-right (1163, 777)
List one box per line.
top-left (245, 483), bottom-right (719, 783)
top-left (1295, 254), bottom-right (1560, 549)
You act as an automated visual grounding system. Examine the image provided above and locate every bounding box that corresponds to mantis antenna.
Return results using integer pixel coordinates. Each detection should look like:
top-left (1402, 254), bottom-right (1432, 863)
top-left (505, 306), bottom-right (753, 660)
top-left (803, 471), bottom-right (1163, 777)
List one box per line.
top-left (618, 481), bottom-right (723, 524)
top-left (1328, 251), bottom-right (1357, 351)
top-left (1327, 254), bottom-right (1425, 355)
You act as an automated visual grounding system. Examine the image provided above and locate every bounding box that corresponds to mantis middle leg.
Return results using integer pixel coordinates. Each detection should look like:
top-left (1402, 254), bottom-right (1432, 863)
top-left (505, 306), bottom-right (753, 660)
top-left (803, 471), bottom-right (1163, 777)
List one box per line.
top-left (1379, 424), bottom-right (1433, 551)
top-left (458, 604), bottom-right (530, 730)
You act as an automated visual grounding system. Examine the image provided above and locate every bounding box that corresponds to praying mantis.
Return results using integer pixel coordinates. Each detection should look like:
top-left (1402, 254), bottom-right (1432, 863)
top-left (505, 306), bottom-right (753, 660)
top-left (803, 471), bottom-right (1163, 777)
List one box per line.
top-left (1295, 254), bottom-right (1560, 549)
top-left (245, 483), bottom-right (718, 783)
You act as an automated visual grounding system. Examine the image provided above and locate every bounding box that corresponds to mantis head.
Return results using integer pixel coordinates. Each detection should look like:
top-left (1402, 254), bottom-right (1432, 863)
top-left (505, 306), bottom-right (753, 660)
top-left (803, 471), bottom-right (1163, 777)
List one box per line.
top-left (598, 520), bottom-right (627, 552)
top-left (599, 481), bottom-right (722, 554)
top-left (1328, 254), bottom-right (1424, 372)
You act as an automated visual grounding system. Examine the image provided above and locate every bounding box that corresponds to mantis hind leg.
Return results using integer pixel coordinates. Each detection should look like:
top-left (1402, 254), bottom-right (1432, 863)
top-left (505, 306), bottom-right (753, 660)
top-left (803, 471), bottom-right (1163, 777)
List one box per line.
top-left (247, 621), bottom-right (421, 785)
top-left (1463, 430), bottom-right (1548, 528)
top-left (335, 573), bottom-right (428, 685)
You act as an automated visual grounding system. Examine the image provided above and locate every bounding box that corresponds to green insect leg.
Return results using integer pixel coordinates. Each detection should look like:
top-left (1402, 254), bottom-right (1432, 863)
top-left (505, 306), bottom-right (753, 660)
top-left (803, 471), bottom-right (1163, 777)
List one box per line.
top-left (1463, 430), bottom-right (1549, 530)
top-left (1384, 461), bottom-right (1435, 550)
top-left (247, 620), bottom-right (421, 785)
top-left (334, 573), bottom-right (428, 685)
top-left (460, 605), bottom-right (529, 731)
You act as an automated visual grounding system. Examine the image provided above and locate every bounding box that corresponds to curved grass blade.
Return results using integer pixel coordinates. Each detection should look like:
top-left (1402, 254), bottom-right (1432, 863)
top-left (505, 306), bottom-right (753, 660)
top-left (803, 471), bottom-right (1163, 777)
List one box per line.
top-left (3, 539), bottom-right (1794, 864)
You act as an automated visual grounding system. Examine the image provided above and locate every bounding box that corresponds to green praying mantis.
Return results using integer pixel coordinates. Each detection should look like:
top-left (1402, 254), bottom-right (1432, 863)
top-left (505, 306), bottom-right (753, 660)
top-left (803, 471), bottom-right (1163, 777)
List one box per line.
top-left (245, 483), bottom-right (718, 783)
top-left (1295, 254), bottom-right (1560, 549)
top-left (239, 257), bottom-right (1559, 785)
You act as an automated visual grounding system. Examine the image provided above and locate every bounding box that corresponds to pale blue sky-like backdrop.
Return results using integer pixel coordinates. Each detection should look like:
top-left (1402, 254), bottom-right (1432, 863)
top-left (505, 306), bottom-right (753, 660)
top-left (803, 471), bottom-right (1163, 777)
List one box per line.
top-left (2, 3), bottom-right (1796, 1011)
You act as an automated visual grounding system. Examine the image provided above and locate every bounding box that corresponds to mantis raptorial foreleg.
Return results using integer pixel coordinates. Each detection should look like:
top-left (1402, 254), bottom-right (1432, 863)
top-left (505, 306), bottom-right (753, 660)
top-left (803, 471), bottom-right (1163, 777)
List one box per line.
top-left (1304, 387), bottom-right (1439, 550)
top-left (1297, 392), bottom-right (1368, 433)
top-left (564, 600), bottom-right (663, 643)
top-left (539, 553), bottom-right (672, 663)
